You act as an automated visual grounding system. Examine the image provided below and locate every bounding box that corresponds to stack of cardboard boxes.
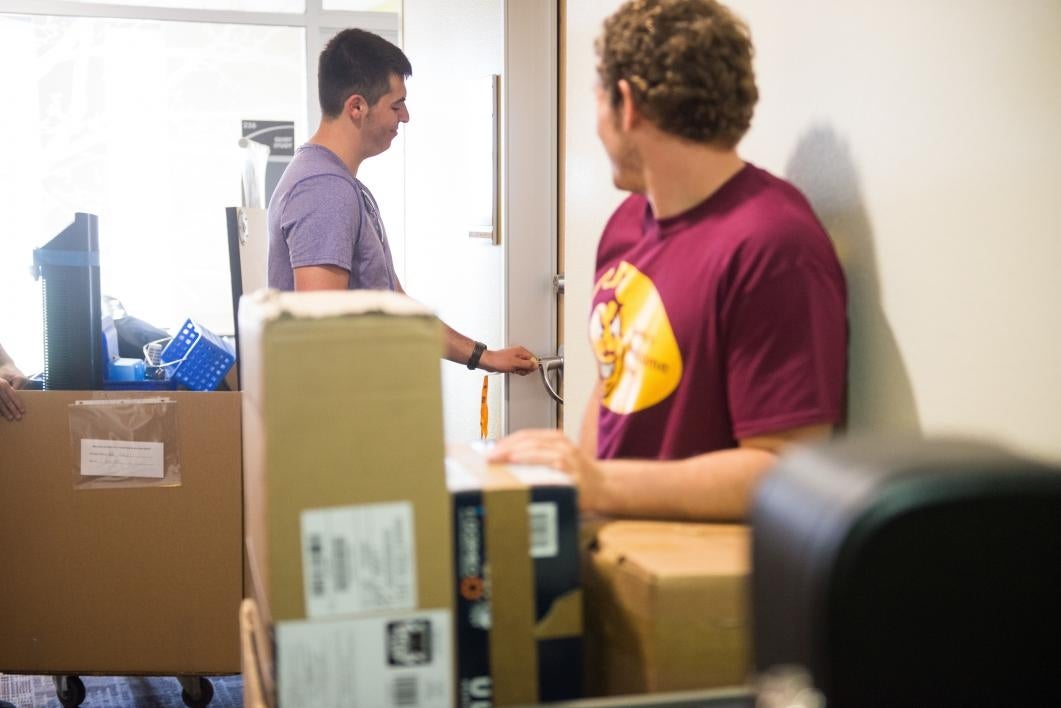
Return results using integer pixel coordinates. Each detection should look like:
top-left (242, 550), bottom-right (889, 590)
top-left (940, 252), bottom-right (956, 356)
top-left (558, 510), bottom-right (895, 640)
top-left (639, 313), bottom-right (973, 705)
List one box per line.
top-left (239, 290), bottom-right (582, 707)
top-left (240, 290), bottom-right (456, 708)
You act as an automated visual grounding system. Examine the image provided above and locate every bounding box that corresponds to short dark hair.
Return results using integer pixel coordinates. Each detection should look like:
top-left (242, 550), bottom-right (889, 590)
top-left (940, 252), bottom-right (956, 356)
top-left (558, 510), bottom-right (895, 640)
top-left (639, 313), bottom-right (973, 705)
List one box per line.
top-left (318, 28), bottom-right (412, 118)
top-left (596, 0), bottom-right (758, 148)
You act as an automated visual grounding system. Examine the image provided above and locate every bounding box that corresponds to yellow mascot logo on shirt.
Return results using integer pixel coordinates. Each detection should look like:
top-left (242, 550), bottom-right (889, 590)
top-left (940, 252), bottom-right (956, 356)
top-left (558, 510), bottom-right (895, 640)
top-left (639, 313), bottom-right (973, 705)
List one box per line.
top-left (590, 261), bottom-right (682, 414)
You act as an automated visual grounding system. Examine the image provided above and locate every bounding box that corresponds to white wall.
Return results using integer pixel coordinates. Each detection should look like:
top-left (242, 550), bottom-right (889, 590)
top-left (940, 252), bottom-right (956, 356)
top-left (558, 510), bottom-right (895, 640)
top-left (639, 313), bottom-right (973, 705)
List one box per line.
top-left (564, 0), bottom-right (1061, 462)
top-left (403, 0), bottom-right (505, 442)
top-left (562, 0), bottom-right (625, 440)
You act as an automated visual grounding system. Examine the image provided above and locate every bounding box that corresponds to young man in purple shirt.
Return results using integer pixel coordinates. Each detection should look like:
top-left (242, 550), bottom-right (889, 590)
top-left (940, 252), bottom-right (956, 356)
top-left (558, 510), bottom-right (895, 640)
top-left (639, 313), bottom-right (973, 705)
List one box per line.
top-left (268, 29), bottom-right (536, 375)
top-left (488, 0), bottom-right (847, 520)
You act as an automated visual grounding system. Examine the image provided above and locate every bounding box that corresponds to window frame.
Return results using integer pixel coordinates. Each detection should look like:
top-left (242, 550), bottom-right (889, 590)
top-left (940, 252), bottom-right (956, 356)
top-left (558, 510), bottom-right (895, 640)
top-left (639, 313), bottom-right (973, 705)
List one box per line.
top-left (1, 0), bottom-right (401, 129)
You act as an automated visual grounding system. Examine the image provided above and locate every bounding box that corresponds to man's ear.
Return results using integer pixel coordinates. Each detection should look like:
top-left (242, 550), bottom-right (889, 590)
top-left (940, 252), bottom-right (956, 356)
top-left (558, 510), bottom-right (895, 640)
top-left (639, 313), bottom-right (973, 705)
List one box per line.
top-left (344, 93), bottom-right (368, 121)
top-left (616, 79), bottom-right (641, 132)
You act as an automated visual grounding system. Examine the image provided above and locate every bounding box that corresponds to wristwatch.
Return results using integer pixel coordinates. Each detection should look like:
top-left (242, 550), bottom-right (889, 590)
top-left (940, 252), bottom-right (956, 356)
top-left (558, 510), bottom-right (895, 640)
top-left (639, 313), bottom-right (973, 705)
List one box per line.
top-left (467, 341), bottom-right (487, 370)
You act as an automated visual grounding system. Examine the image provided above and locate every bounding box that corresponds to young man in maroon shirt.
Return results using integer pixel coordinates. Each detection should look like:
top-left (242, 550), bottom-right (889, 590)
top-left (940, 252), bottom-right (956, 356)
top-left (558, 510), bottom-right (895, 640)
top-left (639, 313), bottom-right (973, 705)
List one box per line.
top-left (488, 0), bottom-right (847, 520)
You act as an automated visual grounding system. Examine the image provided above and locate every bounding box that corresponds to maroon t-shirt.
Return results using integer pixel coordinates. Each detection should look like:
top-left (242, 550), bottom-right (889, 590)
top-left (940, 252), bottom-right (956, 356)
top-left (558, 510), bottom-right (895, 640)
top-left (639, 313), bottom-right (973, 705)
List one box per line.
top-left (591, 163), bottom-right (846, 460)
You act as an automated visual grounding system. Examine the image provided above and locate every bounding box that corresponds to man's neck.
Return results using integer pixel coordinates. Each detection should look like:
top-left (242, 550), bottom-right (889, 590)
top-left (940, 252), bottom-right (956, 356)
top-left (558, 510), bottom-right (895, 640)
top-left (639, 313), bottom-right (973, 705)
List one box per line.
top-left (309, 120), bottom-right (364, 177)
top-left (639, 134), bottom-right (745, 220)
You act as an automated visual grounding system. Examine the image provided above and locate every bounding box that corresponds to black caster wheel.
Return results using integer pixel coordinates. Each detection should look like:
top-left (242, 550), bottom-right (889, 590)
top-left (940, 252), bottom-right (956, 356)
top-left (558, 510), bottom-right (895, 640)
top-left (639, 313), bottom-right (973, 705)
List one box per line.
top-left (180, 676), bottom-right (214, 707)
top-left (54, 675), bottom-right (86, 707)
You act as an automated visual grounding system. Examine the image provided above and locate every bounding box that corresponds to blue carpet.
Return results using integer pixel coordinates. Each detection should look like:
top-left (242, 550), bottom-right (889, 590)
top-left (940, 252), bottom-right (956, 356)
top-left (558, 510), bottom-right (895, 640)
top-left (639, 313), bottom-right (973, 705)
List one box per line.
top-left (0, 674), bottom-right (242, 708)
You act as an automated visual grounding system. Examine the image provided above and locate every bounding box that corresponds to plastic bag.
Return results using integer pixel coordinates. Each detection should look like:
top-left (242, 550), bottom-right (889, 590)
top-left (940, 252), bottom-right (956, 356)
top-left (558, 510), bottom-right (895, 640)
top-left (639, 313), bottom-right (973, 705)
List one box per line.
top-left (68, 396), bottom-right (181, 489)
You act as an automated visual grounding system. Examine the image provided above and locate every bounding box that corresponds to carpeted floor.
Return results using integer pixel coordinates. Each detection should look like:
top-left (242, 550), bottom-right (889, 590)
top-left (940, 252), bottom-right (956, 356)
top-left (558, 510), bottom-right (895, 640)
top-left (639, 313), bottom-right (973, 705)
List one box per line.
top-left (0, 674), bottom-right (242, 708)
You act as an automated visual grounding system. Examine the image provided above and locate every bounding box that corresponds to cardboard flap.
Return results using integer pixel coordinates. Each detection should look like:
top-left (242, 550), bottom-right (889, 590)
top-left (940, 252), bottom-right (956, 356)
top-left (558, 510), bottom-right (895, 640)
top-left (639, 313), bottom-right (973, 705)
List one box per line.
top-left (534, 588), bottom-right (583, 640)
top-left (594, 521), bottom-right (750, 579)
top-left (445, 443), bottom-right (531, 491)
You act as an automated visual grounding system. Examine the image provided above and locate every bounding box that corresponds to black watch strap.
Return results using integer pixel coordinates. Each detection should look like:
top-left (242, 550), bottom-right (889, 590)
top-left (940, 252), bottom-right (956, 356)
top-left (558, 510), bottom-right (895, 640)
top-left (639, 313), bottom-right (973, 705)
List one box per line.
top-left (467, 341), bottom-right (487, 370)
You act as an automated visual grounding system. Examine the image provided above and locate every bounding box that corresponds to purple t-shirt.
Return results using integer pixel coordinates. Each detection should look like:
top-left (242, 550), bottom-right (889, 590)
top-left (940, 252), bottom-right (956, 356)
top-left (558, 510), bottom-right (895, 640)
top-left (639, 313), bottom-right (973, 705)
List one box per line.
top-left (267, 143), bottom-right (398, 291)
top-left (590, 163), bottom-right (847, 460)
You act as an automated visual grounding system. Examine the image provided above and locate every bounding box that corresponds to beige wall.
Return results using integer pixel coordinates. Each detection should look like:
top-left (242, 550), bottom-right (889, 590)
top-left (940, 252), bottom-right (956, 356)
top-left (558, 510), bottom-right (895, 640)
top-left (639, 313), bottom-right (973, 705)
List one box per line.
top-left (564, 1), bottom-right (1061, 462)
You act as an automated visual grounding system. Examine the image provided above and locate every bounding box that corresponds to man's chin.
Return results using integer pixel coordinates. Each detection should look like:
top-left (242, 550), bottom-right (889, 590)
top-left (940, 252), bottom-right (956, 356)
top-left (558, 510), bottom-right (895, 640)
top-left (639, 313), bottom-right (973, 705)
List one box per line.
top-left (612, 173), bottom-right (642, 193)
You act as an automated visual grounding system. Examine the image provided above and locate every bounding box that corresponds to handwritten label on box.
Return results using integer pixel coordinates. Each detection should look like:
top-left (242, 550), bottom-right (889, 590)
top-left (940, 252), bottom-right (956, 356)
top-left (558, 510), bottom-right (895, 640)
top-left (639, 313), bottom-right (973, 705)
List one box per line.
top-left (80, 439), bottom-right (164, 479)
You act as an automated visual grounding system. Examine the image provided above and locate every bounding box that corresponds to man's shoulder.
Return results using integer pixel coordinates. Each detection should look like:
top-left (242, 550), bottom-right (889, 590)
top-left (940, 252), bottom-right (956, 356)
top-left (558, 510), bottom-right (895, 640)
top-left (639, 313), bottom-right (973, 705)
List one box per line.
top-left (725, 167), bottom-right (825, 240)
top-left (289, 150), bottom-right (352, 179)
top-left (274, 156), bottom-right (358, 213)
top-left (602, 193), bottom-right (648, 230)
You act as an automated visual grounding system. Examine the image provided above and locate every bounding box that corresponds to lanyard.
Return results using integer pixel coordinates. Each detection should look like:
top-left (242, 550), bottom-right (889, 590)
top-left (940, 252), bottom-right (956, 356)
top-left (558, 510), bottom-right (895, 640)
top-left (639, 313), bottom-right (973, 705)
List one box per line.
top-left (359, 184), bottom-right (386, 244)
top-left (358, 182), bottom-right (394, 290)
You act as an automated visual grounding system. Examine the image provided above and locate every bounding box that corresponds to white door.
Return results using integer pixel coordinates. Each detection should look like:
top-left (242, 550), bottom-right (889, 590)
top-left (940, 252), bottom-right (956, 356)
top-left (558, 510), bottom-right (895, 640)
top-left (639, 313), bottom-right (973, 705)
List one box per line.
top-left (403, 0), bottom-right (559, 441)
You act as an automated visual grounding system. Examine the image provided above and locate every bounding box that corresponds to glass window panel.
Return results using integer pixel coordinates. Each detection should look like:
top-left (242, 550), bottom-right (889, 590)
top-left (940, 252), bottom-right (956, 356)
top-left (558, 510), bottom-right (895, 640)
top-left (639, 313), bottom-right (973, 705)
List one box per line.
top-left (323, 0), bottom-right (399, 11)
top-left (57, 0), bottom-right (304, 12)
top-left (0, 14), bottom-right (306, 374)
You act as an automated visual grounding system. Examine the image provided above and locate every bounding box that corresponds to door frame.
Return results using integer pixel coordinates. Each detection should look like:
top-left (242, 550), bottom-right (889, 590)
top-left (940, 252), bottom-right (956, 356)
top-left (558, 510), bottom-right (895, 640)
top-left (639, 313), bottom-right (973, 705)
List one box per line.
top-left (502, 0), bottom-right (560, 432)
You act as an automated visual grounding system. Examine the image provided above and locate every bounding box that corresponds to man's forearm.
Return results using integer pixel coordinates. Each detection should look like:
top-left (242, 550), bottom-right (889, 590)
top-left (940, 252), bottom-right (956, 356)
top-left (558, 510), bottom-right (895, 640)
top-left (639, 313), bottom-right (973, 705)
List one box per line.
top-left (591, 447), bottom-right (777, 521)
top-left (441, 323), bottom-right (476, 366)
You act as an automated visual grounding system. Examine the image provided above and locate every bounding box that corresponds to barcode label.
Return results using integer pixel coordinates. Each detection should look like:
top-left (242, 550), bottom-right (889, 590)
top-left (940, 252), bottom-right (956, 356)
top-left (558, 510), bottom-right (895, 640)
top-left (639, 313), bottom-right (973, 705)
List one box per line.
top-left (308, 534), bottom-right (325, 597)
top-left (301, 502), bottom-right (417, 618)
top-left (392, 676), bottom-right (419, 707)
top-left (529, 502), bottom-right (558, 558)
top-left (332, 536), bottom-right (349, 592)
top-left (277, 610), bottom-right (451, 708)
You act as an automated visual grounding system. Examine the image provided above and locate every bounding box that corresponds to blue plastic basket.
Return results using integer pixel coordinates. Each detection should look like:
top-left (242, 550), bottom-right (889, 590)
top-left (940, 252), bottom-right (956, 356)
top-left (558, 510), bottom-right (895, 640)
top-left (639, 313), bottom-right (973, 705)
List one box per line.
top-left (159, 319), bottom-right (235, 391)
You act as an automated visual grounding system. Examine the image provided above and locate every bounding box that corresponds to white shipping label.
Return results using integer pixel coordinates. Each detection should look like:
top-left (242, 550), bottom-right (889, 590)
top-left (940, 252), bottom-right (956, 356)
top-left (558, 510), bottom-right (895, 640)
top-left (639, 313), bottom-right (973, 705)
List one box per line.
top-left (301, 501), bottom-right (417, 618)
top-left (277, 610), bottom-right (453, 708)
top-left (80, 439), bottom-right (164, 478)
top-left (529, 501), bottom-right (559, 558)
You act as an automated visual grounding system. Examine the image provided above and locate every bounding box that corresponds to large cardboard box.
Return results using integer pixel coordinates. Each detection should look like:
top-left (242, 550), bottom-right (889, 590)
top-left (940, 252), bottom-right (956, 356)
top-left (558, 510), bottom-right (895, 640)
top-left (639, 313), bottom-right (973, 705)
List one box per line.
top-left (240, 598), bottom-right (272, 708)
top-left (582, 521), bottom-right (752, 696)
top-left (446, 445), bottom-right (582, 707)
top-left (0, 390), bottom-right (243, 675)
top-left (240, 290), bottom-right (455, 707)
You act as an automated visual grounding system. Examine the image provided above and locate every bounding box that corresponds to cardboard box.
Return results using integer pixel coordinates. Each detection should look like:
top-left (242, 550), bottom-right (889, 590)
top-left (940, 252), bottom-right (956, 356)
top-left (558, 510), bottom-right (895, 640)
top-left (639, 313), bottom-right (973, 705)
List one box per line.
top-left (582, 521), bottom-right (752, 696)
top-left (0, 390), bottom-right (242, 675)
top-left (240, 598), bottom-right (276, 708)
top-left (239, 290), bottom-right (455, 707)
top-left (446, 444), bottom-right (582, 707)
top-left (240, 598), bottom-right (273, 708)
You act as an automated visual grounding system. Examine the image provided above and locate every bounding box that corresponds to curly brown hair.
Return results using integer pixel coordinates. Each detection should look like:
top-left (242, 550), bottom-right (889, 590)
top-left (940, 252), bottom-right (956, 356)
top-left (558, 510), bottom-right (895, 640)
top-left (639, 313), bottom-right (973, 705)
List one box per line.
top-left (596, 0), bottom-right (758, 148)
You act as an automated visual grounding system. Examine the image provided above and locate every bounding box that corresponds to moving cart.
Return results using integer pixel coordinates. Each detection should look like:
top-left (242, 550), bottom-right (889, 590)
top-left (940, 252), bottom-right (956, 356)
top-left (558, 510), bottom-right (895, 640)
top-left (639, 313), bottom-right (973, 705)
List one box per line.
top-left (0, 392), bottom-right (244, 708)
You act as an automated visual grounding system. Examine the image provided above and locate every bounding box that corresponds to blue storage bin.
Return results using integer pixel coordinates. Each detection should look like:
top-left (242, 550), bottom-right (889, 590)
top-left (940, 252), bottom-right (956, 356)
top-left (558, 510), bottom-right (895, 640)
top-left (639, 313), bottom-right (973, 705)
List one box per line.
top-left (159, 319), bottom-right (235, 391)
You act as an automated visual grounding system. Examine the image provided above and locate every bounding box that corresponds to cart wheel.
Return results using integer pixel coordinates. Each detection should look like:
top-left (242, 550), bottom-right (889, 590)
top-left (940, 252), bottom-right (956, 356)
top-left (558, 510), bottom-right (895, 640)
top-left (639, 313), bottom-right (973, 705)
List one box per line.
top-left (180, 676), bottom-right (215, 707)
top-left (55, 675), bottom-right (86, 707)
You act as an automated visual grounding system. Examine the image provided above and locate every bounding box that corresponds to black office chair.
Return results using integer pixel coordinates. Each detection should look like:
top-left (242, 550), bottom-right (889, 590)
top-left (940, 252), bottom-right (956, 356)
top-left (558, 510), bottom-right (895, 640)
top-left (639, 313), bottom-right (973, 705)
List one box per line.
top-left (751, 436), bottom-right (1061, 707)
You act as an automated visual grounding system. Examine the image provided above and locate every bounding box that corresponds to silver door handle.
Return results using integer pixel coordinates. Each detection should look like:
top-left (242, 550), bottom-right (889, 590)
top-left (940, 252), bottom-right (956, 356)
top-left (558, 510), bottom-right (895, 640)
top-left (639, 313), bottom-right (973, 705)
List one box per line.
top-left (537, 354), bottom-right (563, 405)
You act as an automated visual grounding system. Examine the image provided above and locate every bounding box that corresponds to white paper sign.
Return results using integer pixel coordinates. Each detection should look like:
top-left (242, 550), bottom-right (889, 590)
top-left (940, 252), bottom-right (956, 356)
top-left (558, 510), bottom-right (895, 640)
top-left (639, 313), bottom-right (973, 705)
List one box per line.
top-left (301, 501), bottom-right (417, 618)
top-left (277, 610), bottom-right (452, 708)
top-left (80, 439), bottom-right (164, 478)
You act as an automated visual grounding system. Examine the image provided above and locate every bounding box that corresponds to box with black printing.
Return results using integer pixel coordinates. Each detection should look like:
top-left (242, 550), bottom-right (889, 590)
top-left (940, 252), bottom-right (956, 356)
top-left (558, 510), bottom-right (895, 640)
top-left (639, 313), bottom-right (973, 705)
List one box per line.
top-left (446, 444), bottom-right (583, 707)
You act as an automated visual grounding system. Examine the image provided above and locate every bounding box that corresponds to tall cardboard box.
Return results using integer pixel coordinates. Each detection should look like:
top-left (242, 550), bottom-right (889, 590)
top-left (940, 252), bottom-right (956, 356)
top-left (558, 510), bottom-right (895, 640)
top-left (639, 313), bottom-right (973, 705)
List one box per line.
top-left (240, 290), bottom-right (455, 707)
top-left (446, 445), bottom-right (582, 707)
top-left (0, 390), bottom-right (243, 675)
top-left (582, 521), bottom-right (752, 696)
top-left (240, 599), bottom-right (272, 708)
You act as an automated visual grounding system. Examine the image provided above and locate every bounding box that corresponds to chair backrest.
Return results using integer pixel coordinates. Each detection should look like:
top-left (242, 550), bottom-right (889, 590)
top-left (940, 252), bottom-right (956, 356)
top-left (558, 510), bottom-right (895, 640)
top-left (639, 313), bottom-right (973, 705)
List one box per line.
top-left (751, 436), bottom-right (1061, 707)
top-left (225, 206), bottom-right (268, 387)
